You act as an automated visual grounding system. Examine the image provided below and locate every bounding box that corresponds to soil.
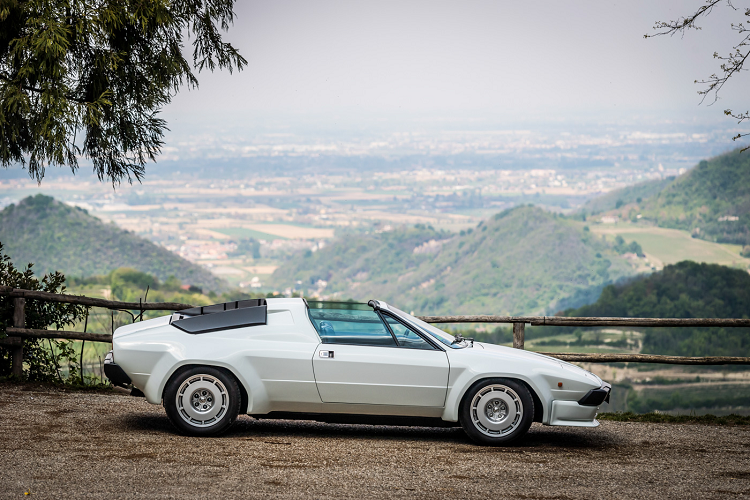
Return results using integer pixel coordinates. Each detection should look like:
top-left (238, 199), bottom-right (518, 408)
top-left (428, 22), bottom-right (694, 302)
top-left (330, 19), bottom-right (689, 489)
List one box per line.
top-left (1, 382), bottom-right (749, 499)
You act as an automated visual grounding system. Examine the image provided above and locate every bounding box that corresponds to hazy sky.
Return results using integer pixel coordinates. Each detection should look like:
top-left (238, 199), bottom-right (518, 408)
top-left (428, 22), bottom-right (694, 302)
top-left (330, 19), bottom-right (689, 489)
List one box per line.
top-left (162, 0), bottom-right (745, 132)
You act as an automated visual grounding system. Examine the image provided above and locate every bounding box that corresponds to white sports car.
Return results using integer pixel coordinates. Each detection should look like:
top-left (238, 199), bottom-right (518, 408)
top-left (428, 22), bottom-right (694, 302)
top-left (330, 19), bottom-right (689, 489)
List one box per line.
top-left (104, 298), bottom-right (610, 445)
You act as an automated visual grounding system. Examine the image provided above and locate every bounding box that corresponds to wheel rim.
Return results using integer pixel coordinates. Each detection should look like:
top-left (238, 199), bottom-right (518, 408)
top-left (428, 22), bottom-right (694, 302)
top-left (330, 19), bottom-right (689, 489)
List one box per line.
top-left (176, 374), bottom-right (229, 427)
top-left (470, 384), bottom-right (523, 437)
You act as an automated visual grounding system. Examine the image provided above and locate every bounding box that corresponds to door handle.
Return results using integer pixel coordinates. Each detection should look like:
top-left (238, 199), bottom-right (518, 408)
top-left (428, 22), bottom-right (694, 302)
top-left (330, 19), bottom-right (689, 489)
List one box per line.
top-left (319, 350), bottom-right (334, 358)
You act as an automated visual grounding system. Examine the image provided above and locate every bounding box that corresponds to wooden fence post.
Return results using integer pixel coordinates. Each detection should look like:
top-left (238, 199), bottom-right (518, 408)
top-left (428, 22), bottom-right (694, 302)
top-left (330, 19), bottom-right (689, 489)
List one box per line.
top-left (512, 322), bottom-right (525, 349)
top-left (11, 297), bottom-right (25, 377)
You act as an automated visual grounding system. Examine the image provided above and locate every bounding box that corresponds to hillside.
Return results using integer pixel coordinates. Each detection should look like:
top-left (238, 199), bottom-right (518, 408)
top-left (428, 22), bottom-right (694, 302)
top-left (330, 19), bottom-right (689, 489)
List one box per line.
top-left (568, 261), bottom-right (750, 357)
top-left (583, 177), bottom-right (674, 215)
top-left (0, 195), bottom-right (226, 291)
top-left (587, 147), bottom-right (750, 249)
top-left (271, 206), bottom-right (638, 315)
top-left (641, 148), bottom-right (750, 246)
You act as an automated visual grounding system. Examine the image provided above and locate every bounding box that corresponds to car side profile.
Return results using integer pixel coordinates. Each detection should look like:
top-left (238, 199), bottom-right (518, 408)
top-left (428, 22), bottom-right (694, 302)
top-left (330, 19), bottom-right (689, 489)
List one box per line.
top-left (104, 298), bottom-right (610, 445)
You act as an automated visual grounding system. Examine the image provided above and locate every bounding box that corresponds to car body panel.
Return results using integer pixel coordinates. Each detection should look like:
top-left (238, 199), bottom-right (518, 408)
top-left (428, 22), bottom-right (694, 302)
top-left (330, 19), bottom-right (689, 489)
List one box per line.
top-left (550, 400), bottom-right (600, 426)
top-left (438, 342), bottom-right (601, 423)
top-left (110, 297), bottom-right (608, 428)
top-left (312, 344), bottom-right (449, 406)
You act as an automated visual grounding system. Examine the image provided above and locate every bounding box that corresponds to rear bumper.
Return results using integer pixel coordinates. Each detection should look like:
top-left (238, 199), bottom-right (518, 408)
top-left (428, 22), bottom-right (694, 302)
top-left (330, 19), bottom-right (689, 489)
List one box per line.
top-left (103, 351), bottom-right (131, 387)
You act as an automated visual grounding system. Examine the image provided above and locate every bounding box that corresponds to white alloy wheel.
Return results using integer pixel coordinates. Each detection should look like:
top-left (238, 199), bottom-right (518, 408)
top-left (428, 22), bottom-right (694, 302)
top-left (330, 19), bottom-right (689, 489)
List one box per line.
top-left (176, 374), bottom-right (230, 427)
top-left (164, 366), bottom-right (241, 436)
top-left (469, 384), bottom-right (523, 437)
top-left (459, 377), bottom-right (534, 445)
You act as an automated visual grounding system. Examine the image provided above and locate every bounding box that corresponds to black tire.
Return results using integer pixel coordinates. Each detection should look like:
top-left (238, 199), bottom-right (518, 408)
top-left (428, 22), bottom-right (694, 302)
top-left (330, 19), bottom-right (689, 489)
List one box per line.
top-left (163, 366), bottom-right (240, 437)
top-left (459, 377), bottom-right (534, 446)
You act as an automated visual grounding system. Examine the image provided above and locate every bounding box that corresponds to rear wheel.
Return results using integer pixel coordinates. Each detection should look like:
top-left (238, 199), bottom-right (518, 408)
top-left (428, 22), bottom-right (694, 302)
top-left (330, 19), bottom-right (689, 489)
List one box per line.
top-left (164, 366), bottom-right (240, 436)
top-left (459, 378), bottom-right (534, 446)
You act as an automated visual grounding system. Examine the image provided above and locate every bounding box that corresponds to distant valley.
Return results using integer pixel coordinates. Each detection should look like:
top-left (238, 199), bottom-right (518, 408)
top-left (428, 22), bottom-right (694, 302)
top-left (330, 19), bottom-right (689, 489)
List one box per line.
top-left (273, 146), bottom-right (750, 316)
top-left (271, 205), bottom-right (640, 315)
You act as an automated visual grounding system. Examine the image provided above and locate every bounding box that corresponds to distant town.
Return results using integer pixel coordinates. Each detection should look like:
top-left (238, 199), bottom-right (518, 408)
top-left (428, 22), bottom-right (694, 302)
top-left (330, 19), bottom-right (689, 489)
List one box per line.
top-left (0, 121), bottom-right (739, 289)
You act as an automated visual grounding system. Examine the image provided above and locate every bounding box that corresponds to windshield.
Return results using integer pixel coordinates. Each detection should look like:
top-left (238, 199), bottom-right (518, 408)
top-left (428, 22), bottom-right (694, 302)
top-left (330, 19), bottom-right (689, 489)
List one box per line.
top-left (385, 305), bottom-right (465, 349)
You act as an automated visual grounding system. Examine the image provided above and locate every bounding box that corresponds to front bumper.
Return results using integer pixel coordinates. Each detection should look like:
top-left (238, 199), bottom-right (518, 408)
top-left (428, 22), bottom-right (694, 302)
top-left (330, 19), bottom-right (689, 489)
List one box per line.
top-left (103, 351), bottom-right (131, 387)
top-left (549, 382), bottom-right (611, 427)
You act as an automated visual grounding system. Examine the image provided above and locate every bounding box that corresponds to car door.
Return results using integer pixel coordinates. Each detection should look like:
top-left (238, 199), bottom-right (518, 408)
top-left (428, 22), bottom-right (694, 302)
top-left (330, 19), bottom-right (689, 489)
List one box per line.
top-left (309, 306), bottom-right (449, 407)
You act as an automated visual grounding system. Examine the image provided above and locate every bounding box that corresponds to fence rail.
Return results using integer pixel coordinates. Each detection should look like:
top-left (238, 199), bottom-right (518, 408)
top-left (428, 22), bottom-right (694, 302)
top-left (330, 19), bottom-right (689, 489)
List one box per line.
top-left (420, 315), bottom-right (750, 328)
top-left (2, 287), bottom-right (750, 376)
top-left (0, 286), bottom-right (192, 311)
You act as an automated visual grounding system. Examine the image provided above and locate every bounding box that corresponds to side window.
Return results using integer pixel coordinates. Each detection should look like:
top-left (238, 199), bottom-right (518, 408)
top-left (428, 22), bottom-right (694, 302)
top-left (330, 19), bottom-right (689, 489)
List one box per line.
top-left (309, 308), bottom-right (396, 347)
top-left (384, 316), bottom-right (436, 350)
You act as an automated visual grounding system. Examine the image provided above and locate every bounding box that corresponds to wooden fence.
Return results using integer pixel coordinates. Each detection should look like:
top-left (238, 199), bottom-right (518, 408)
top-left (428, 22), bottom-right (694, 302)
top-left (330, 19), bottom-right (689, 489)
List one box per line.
top-left (2, 286), bottom-right (750, 377)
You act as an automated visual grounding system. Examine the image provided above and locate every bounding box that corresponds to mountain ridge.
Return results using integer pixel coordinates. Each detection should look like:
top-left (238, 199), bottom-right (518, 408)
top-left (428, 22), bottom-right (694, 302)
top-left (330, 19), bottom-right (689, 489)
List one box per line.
top-left (0, 194), bottom-right (227, 291)
top-left (272, 205), bottom-right (639, 315)
top-left (583, 146), bottom-right (750, 249)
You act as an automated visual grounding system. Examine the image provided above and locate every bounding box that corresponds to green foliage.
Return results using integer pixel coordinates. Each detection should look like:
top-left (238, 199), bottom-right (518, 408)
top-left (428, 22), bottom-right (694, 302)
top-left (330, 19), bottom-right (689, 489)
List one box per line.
top-left (638, 148), bottom-right (750, 245)
top-left (567, 261), bottom-right (750, 356)
top-left (598, 412), bottom-right (750, 425)
top-left (272, 206), bottom-right (636, 315)
top-left (583, 177), bottom-right (675, 214)
top-left (0, 0), bottom-right (246, 184)
top-left (0, 195), bottom-right (226, 291)
top-left (70, 266), bottom-right (266, 315)
top-left (0, 242), bottom-right (86, 381)
top-left (625, 383), bottom-right (750, 414)
top-left (613, 235), bottom-right (644, 256)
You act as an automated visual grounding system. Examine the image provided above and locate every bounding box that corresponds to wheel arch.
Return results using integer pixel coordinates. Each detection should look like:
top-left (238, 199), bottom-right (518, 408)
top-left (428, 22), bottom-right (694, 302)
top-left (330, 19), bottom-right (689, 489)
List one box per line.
top-left (457, 376), bottom-right (544, 423)
top-left (162, 363), bottom-right (250, 414)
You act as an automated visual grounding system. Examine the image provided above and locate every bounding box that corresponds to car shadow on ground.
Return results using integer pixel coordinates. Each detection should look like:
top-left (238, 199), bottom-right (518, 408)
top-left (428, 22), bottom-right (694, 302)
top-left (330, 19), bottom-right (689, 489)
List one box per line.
top-left (119, 412), bottom-right (623, 450)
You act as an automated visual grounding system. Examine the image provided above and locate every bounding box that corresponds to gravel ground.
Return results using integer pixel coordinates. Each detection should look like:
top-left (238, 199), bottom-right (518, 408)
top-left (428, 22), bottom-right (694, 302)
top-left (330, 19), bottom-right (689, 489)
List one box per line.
top-left (1, 382), bottom-right (749, 499)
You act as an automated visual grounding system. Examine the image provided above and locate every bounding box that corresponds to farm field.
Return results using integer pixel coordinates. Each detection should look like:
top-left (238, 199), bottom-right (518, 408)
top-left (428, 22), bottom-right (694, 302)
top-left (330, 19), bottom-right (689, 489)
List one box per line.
top-left (589, 223), bottom-right (750, 269)
top-left (2, 383), bottom-right (749, 499)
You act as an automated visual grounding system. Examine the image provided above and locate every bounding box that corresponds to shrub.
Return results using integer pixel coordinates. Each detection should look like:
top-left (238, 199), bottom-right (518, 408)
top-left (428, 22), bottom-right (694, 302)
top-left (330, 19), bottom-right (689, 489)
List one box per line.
top-left (0, 243), bottom-right (86, 382)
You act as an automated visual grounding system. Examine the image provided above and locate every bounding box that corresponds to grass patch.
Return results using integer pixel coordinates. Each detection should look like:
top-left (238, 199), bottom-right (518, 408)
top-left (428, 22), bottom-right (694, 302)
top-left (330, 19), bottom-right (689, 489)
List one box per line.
top-left (590, 224), bottom-right (750, 267)
top-left (599, 411), bottom-right (750, 425)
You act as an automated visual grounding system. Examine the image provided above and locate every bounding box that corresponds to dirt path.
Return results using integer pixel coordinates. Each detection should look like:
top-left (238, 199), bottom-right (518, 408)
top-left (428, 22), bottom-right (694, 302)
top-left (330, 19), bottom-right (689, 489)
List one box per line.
top-left (1, 383), bottom-right (749, 499)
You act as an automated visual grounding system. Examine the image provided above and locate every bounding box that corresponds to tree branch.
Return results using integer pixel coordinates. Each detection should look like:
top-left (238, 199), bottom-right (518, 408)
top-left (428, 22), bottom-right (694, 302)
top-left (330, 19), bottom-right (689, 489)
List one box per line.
top-left (645, 0), bottom-right (726, 38)
top-left (0, 73), bottom-right (93, 105)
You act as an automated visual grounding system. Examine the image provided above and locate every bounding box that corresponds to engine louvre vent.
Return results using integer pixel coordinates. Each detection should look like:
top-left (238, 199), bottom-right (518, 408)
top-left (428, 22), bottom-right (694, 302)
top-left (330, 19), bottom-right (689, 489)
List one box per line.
top-left (170, 299), bottom-right (268, 334)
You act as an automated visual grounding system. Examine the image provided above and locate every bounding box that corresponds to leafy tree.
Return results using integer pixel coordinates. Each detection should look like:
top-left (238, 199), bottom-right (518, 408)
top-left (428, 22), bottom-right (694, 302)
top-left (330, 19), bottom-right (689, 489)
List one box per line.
top-left (0, 0), bottom-right (246, 184)
top-left (647, 1), bottom-right (749, 148)
top-left (568, 261), bottom-right (750, 356)
top-left (0, 242), bottom-right (86, 381)
top-left (613, 235), bottom-right (644, 257)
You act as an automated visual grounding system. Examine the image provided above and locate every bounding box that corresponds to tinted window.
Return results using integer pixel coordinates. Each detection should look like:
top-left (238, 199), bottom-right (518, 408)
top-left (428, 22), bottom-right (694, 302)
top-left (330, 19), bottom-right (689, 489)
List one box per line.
top-left (309, 308), bottom-right (396, 347)
top-left (384, 315), bottom-right (436, 350)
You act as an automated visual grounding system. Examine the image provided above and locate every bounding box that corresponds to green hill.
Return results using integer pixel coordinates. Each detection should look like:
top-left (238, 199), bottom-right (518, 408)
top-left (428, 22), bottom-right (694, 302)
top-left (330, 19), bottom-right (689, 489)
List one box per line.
top-left (568, 261), bottom-right (750, 357)
top-left (0, 194), bottom-right (226, 291)
top-left (583, 177), bottom-right (674, 215)
top-left (640, 148), bottom-right (750, 247)
top-left (585, 147), bottom-right (750, 250)
top-left (271, 205), bottom-right (637, 315)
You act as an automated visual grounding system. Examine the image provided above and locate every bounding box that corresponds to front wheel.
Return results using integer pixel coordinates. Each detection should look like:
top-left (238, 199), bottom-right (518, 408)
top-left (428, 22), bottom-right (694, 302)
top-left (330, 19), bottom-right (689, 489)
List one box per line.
top-left (164, 366), bottom-right (240, 436)
top-left (459, 378), bottom-right (534, 446)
